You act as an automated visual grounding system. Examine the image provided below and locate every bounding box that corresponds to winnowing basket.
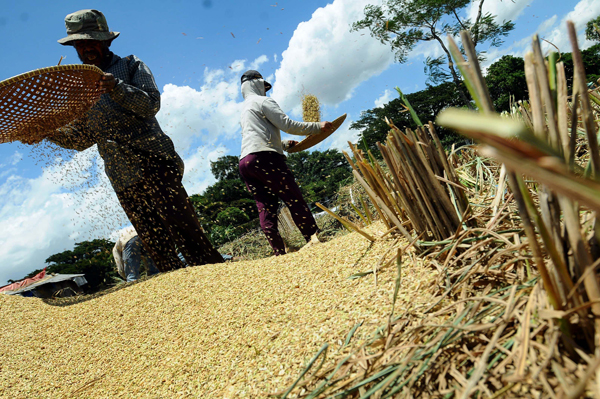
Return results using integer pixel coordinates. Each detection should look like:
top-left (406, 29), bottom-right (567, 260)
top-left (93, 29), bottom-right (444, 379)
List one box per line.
top-left (287, 113), bottom-right (347, 153)
top-left (0, 64), bottom-right (104, 144)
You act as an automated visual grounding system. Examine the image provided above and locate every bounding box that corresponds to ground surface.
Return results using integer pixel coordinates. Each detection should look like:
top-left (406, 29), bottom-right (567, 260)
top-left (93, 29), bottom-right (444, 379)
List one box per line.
top-left (0, 222), bottom-right (436, 398)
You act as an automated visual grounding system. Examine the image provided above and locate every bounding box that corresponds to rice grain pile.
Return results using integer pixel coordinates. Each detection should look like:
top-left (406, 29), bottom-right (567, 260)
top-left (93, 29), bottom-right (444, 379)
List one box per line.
top-left (0, 222), bottom-right (435, 398)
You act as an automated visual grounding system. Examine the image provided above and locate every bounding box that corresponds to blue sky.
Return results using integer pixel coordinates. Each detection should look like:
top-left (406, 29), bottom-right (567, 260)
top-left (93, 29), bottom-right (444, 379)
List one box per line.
top-left (0, 0), bottom-right (597, 285)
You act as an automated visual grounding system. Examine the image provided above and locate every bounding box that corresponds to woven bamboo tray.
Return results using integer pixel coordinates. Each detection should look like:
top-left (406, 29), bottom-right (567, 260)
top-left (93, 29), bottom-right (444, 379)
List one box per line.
top-left (287, 113), bottom-right (347, 153)
top-left (0, 64), bottom-right (104, 144)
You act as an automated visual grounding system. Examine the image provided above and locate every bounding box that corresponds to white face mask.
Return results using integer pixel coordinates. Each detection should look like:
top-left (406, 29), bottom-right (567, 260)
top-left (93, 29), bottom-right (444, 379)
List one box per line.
top-left (241, 79), bottom-right (267, 97)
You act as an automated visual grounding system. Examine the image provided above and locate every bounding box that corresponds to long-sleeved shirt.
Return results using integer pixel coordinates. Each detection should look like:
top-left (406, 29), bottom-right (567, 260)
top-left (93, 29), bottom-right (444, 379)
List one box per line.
top-left (240, 79), bottom-right (321, 160)
top-left (49, 53), bottom-right (183, 192)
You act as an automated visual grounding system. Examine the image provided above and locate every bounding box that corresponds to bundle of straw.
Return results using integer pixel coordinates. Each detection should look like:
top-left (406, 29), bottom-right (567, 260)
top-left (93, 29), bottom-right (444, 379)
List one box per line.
top-left (279, 21), bottom-right (600, 398)
top-left (438, 22), bottom-right (600, 351)
top-left (340, 118), bottom-right (471, 246)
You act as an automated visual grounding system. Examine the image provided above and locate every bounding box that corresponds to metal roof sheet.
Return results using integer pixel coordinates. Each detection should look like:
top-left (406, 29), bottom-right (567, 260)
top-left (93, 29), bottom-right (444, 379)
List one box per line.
top-left (3, 274), bottom-right (86, 295)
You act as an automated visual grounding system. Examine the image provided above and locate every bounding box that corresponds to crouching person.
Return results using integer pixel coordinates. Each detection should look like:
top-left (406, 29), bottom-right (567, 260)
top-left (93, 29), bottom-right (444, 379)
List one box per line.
top-left (113, 227), bottom-right (159, 282)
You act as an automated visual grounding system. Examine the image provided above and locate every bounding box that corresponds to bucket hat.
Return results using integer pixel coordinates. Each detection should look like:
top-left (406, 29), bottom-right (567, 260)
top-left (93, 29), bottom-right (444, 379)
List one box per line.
top-left (58, 9), bottom-right (120, 46)
top-left (241, 70), bottom-right (272, 92)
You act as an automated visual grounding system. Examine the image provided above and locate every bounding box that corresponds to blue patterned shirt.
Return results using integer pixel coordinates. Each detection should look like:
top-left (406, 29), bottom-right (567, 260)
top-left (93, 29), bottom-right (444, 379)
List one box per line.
top-left (50, 53), bottom-right (184, 192)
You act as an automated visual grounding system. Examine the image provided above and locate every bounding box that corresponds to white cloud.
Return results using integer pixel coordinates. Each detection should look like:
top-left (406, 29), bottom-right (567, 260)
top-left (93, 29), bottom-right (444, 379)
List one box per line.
top-left (181, 145), bottom-right (229, 195)
top-left (271, 0), bottom-right (395, 115)
top-left (0, 148), bottom-right (127, 285)
top-left (538, 15), bottom-right (558, 34)
top-left (474, 0), bottom-right (598, 70)
top-left (250, 55), bottom-right (269, 71)
top-left (467, 0), bottom-right (534, 25)
top-left (156, 57), bottom-right (272, 155)
top-left (0, 58), bottom-right (260, 285)
top-left (321, 116), bottom-right (361, 153)
top-left (540, 0), bottom-right (600, 54)
top-left (228, 59), bottom-right (247, 74)
top-left (157, 80), bottom-right (242, 154)
top-left (374, 89), bottom-right (394, 108)
top-left (9, 151), bottom-right (22, 166)
top-left (0, 151), bottom-right (23, 169)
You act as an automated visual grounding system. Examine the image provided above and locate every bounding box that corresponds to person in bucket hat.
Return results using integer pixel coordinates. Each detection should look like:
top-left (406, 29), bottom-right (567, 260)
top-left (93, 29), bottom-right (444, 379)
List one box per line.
top-left (58, 9), bottom-right (120, 45)
top-left (26, 9), bottom-right (224, 271)
top-left (238, 70), bottom-right (333, 256)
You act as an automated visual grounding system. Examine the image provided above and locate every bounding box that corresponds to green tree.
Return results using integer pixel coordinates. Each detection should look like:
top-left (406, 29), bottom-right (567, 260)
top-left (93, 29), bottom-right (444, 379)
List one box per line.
top-left (210, 155), bottom-right (240, 181)
top-left (190, 151), bottom-right (352, 246)
top-left (189, 155), bottom-right (257, 246)
top-left (216, 207), bottom-right (250, 226)
top-left (351, 82), bottom-right (465, 155)
top-left (586, 15), bottom-right (600, 42)
top-left (485, 55), bottom-right (527, 112)
top-left (561, 44), bottom-right (600, 88)
top-left (286, 149), bottom-right (353, 205)
top-left (352, 0), bottom-right (514, 106)
top-left (6, 240), bottom-right (118, 292)
top-left (202, 178), bottom-right (251, 204)
top-left (44, 239), bottom-right (117, 292)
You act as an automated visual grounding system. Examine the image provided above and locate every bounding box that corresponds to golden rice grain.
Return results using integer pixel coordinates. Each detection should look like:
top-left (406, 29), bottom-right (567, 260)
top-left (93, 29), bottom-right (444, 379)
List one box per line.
top-left (0, 222), bottom-right (436, 398)
top-left (301, 94), bottom-right (321, 123)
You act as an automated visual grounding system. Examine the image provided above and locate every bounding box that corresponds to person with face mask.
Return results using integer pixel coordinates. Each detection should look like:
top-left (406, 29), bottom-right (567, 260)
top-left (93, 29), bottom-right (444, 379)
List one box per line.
top-left (238, 70), bottom-right (333, 256)
top-left (27, 9), bottom-right (224, 271)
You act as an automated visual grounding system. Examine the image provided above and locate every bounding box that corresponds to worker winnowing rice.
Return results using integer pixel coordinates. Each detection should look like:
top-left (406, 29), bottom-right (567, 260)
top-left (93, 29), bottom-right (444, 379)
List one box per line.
top-left (24, 9), bottom-right (223, 271)
top-left (238, 70), bottom-right (333, 256)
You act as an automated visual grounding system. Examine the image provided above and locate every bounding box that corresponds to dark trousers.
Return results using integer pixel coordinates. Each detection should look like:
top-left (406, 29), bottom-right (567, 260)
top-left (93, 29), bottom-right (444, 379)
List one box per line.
top-left (116, 159), bottom-right (223, 272)
top-left (239, 151), bottom-right (319, 255)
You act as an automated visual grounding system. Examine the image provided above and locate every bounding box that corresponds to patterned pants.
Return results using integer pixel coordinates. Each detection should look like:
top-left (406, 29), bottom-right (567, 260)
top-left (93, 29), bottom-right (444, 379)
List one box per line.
top-left (239, 151), bottom-right (319, 255)
top-left (116, 158), bottom-right (223, 271)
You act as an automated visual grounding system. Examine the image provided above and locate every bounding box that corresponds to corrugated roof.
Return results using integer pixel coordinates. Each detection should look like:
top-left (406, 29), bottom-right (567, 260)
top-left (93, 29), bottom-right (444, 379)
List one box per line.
top-left (3, 274), bottom-right (86, 295)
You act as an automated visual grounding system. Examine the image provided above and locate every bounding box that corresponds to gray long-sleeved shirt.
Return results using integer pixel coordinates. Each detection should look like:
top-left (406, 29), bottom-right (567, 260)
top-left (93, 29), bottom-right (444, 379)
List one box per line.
top-left (240, 79), bottom-right (321, 159)
top-left (49, 53), bottom-right (183, 192)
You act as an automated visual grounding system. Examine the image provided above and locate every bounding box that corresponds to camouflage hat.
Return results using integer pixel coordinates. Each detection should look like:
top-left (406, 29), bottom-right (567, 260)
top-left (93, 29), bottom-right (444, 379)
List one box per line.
top-left (57, 9), bottom-right (120, 46)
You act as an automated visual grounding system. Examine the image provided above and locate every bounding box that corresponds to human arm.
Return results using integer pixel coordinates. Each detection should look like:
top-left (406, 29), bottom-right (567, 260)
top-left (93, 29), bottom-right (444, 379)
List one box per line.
top-left (45, 118), bottom-right (96, 151)
top-left (107, 56), bottom-right (161, 119)
top-left (19, 117), bottom-right (95, 150)
top-left (281, 121), bottom-right (333, 151)
top-left (262, 98), bottom-right (321, 136)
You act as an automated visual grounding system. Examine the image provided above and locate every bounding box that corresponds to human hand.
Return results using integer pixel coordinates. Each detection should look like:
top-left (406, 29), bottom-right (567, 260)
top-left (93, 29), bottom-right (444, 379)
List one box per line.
top-left (287, 140), bottom-right (299, 149)
top-left (320, 121), bottom-right (333, 133)
top-left (96, 73), bottom-right (116, 94)
top-left (20, 129), bottom-right (59, 145)
top-left (20, 135), bottom-right (45, 145)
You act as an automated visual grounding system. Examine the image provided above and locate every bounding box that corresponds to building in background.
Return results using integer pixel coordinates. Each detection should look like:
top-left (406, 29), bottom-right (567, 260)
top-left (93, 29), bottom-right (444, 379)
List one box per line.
top-left (0, 269), bottom-right (87, 298)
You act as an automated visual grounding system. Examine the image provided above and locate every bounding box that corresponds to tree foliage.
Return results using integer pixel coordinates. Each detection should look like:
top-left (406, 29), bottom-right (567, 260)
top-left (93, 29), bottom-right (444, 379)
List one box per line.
top-left (561, 44), bottom-right (600, 87)
top-left (286, 149), bottom-right (353, 205)
top-left (190, 150), bottom-right (352, 246)
top-left (13, 240), bottom-right (118, 293)
top-left (210, 155), bottom-right (240, 181)
top-left (586, 15), bottom-right (600, 43)
top-left (352, 44), bottom-right (600, 154)
top-left (351, 82), bottom-right (465, 155)
top-left (352, 0), bottom-right (514, 106)
top-left (485, 55), bottom-right (527, 112)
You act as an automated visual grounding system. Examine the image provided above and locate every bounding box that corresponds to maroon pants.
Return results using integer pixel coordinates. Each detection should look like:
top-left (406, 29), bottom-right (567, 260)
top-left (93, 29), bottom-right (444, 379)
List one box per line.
top-left (239, 151), bottom-right (319, 255)
top-left (116, 159), bottom-right (223, 271)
